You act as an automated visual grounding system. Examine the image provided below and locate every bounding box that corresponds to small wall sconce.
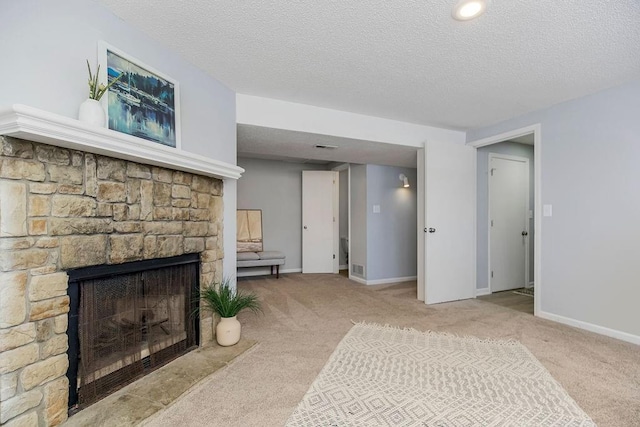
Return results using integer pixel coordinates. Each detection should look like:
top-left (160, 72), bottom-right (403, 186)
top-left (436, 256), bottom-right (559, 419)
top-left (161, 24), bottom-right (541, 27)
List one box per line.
top-left (399, 174), bottom-right (410, 188)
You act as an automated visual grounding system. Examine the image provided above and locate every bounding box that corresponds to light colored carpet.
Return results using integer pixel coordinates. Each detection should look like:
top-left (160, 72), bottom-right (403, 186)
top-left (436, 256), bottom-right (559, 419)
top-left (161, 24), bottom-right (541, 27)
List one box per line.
top-left (286, 323), bottom-right (594, 426)
top-left (142, 274), bottom-right (640, 427)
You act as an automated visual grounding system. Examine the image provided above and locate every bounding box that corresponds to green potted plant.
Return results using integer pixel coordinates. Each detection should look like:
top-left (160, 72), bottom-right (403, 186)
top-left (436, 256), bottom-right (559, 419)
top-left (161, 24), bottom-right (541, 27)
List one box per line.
top-left (78, 60), bottom-right (122, 127)
top-left (200, 278), bottom-right (261, 346)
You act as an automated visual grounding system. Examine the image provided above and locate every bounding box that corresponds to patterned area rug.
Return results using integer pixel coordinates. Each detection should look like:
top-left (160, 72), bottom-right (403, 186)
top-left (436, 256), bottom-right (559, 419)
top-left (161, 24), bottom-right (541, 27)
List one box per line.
top-left (286, 323), bottom-right (595, 426)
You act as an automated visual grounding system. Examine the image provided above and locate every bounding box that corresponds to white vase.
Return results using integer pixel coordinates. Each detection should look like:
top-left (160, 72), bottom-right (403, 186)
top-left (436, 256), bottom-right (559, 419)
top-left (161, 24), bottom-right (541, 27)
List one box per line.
top-left (78, 99), bottom-right (106, 127)
top-left (216, 316), bottom-right (241, 346)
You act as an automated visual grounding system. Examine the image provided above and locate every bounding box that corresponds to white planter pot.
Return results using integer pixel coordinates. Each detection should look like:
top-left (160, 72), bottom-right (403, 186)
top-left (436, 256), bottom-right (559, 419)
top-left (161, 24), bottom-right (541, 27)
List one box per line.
top-left (216, 316), bottom-right (241, 346)
top-left (78, 99), bottom-right (106, 127)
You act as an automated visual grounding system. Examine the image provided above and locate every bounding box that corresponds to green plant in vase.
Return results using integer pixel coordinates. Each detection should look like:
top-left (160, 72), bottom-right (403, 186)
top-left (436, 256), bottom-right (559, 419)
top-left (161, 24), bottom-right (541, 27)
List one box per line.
top-left (86, 60), bottom-right (122, 101)
top-left (78, 60), bottom-right (123, 126)
top-left (200, 277), bottom-right (261, 346)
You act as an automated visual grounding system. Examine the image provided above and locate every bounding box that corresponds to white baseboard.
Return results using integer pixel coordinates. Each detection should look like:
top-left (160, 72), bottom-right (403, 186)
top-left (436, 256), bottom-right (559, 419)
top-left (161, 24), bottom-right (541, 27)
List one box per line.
top-left (538, 310), bottom-right (640, 345)
top-left (237, 267), bottom-right (301, 278)
top-left (475, 287), bottom-right (491, 296)
top-left (366, 276), bottom-right (417, 285)
top-left (349, 275), bottom-right (367, 285)
top-left (339, 264), bottom-right (348, 270)
top-left (348, 275), bottom-right (417, 286)
top-left (528, 281), bottom-right (535, 287)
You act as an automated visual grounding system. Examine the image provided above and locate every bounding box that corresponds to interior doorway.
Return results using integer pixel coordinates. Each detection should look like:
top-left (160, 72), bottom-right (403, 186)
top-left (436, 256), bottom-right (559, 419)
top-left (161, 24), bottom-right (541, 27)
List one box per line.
top-left (333, 164), bottom-right (350, 277)
top-left (474, 133), bottom-right (536, 314)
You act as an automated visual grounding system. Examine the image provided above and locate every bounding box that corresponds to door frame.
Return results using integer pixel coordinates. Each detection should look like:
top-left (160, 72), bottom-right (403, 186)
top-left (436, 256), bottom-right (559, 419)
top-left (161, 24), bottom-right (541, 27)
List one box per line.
top-left (331, 163), bottom-right (350, 276)
top-left (467, 124), bottom-right (542, 317)
top-left (487, 153), bottom-right (530, 293)
top-left (417, 148), bottom-right (425, 301)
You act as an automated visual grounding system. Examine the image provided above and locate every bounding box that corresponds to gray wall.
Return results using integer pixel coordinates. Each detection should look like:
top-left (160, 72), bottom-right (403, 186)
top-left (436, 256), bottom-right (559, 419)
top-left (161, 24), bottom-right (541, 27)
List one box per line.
top-left (339, 169), bottom-right (349, 266)
top-left (366, 165), bottom-right (418, 281)
top-left (0, 0), bottom-right (240, 280)
top-left (236, 158), bottom-right (327, 273)
top-left (350, 165), bottom-right (368, 278)
top-left (467, 78), bottom-right (640, 337)
top-left (0, 0), bottom-right (236, 164)
top-left (477, 142), bottom-right (534, 289)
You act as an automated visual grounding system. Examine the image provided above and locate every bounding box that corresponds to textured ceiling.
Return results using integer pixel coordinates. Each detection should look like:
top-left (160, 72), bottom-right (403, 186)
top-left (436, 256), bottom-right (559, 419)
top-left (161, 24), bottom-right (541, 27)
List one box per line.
top-left (99, 0), bottom-right (640, 130)
top-left (237, 125), bottom-right (418, 168)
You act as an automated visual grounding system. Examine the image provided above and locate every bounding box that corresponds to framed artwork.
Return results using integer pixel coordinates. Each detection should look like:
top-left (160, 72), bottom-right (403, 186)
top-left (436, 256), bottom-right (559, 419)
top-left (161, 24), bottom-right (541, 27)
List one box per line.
top-left (99, 41), bottom-right (181, 148)
top-left (237, 210), bottom-right (263, 252)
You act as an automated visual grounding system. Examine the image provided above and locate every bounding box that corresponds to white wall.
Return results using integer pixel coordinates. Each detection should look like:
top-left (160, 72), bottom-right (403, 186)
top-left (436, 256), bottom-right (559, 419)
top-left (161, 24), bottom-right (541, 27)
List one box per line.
top-left (0, 0), bottom-right (239, 279)
top-left (237, 94), bottom-right (466, 147)
top-left (366, 165), bottom-right (418, 281)
top-left (236, 157), bottom-right (327, 274)
top-left (467, 78), bottom-right (640, 341)
top-left (476, 142), bottom-right (535, 289)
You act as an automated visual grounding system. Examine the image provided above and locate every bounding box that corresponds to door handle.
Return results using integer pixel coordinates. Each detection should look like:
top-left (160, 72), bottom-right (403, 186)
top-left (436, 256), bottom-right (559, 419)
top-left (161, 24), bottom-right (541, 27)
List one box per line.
top-left (304, 226), bottom-right (308, 230)
top-left (428, 228), bottom-right (436, 233)
top-left (521, 231), bottom-right (528, 236)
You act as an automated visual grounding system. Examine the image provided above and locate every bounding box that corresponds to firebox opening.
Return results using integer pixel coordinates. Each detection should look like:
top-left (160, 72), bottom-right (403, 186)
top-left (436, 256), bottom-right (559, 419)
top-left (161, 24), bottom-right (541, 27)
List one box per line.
top-left (66, 253), bottom-right (200, 413)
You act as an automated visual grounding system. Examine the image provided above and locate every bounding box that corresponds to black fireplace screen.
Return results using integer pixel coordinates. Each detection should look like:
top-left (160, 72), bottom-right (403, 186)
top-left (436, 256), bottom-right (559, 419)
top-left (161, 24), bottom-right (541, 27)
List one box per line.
top-left (67, 254), bottom-right (199, 411)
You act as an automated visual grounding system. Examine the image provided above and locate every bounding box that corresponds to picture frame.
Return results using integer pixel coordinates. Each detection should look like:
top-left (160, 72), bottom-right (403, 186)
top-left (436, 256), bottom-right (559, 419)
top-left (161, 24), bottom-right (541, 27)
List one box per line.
top-left (236, 209), bottom-right (264, 253)
top-left (98, 41), bottom-right (181, 148)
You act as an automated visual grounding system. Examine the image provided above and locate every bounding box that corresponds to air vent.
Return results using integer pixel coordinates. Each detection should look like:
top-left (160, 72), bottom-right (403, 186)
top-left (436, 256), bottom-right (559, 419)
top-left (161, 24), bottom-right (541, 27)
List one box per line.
top-left (351, 263), bottom-right (365, 277)
top-left (314, 144), bottom-right (338, 149)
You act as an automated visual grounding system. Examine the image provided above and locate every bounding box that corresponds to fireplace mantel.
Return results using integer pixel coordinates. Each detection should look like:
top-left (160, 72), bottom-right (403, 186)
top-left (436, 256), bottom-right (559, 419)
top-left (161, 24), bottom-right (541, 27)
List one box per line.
top-left (0, 104), bottom-right (243, 180)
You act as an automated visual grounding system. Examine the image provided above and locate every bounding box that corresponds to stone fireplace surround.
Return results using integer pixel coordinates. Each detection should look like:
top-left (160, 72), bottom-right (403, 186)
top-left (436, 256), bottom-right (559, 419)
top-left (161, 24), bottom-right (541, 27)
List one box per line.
top-left (0, 106), bottom-right (241, 426)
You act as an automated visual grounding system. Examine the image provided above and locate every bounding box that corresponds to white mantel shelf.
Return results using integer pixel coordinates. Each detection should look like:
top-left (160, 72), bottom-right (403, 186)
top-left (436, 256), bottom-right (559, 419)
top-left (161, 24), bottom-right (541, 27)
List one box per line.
top-left (0, 104), bottom-right (244, 180)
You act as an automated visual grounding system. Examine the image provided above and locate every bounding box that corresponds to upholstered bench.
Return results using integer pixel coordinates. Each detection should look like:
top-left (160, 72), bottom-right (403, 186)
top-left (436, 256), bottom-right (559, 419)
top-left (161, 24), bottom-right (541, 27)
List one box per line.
top-left (237, 251), bottom-right (286, 278)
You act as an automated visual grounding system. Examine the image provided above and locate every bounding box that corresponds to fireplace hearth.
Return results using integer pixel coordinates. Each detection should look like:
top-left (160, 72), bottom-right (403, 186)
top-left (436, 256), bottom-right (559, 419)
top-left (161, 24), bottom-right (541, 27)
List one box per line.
top-left (0, 132), bottom-right (231, 426)
top-left (67, 254), bottom-right (199, 411)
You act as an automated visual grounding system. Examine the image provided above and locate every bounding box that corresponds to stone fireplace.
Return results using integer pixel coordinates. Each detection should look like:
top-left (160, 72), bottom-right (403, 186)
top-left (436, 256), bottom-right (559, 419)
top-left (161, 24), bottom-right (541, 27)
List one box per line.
top-left (0, 132), bottom-right (227, 426)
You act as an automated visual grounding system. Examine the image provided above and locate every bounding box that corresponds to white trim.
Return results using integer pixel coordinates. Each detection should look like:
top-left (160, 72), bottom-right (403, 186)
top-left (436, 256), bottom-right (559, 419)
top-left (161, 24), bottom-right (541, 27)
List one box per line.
top-left (468, 124), bottom-right (542, 317)
top-left (416, 148), bottom-right (425, 302)
top-left (0, 104), bottom-right (244, 180)
top-left (487, 153), bottom-right (530, 292)
top-left (347, 166), bottom-right (353, 282)
top-left (349, 275), bottom-right (366, 285)
top-left (351, 276), bottom-right (417, 286)
top-left (332, 171), bottom-right (340, 274)
top-left (538, 311), bottom-right (640, 346)
top-left (237, 267), bottom-right (301, 277)
top-left (467, 125), bottom-right (540, 149)
top-left (527, 281), bottom-right (535, 287)
top-left (475, 287), bottom-right (491, 296)
top-left (339, 264), bottom-right (348, 270)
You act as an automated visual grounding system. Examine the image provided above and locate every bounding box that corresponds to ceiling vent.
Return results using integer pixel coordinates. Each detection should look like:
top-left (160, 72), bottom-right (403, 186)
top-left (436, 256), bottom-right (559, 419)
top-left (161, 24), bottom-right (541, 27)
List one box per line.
top-left (314, 144), bottom-right (338, 149)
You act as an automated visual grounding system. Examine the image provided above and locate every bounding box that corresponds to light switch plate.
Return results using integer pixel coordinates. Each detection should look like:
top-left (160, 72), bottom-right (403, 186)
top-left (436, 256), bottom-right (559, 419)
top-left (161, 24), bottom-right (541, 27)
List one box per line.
top-left (373, 204), bottom-right (381, 214)
top-left (543, 204), bottom-right (553, 217)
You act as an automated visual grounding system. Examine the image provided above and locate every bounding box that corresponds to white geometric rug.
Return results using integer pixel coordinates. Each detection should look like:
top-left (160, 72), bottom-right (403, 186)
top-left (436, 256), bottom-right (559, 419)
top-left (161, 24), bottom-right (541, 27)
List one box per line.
top-left (286, 323), bottom-right (595, 426)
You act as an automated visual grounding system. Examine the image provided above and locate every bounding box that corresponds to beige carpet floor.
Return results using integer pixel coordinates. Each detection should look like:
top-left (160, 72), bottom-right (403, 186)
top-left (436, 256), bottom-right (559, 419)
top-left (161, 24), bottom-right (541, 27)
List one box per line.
top-left (142, 273), bottom-right (640, 427)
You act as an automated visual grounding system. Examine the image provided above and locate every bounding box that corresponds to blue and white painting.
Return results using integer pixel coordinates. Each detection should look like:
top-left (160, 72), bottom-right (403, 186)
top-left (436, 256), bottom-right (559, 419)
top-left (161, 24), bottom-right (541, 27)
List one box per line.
top-left (105, 49), bottom-right (178, 147)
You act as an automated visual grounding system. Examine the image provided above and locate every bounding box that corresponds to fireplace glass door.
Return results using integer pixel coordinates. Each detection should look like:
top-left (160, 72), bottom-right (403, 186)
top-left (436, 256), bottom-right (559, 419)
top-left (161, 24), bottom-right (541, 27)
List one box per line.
top-left (67, 254), bottom-right (199, 410)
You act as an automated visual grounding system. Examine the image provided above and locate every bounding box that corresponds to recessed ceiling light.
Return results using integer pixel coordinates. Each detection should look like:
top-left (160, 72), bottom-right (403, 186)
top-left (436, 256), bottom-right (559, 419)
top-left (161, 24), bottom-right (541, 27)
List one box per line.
top-left (452, 0), bottom-right (490, 21)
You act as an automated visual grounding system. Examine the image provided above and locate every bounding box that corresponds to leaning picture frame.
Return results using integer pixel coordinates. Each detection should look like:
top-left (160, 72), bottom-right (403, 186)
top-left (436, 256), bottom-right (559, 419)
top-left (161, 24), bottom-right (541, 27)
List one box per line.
top-left (98, 41), bottom-right (181, 148)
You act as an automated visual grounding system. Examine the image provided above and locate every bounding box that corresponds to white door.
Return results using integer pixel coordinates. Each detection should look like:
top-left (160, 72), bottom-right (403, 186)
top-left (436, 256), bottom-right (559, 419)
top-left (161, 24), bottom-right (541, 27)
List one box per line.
top-left (489, 154), bottom-right (529, 292)
top-left (423, 140), bottom-right (476, 304)
top-left (302, 171), bottom-right (338, 273)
